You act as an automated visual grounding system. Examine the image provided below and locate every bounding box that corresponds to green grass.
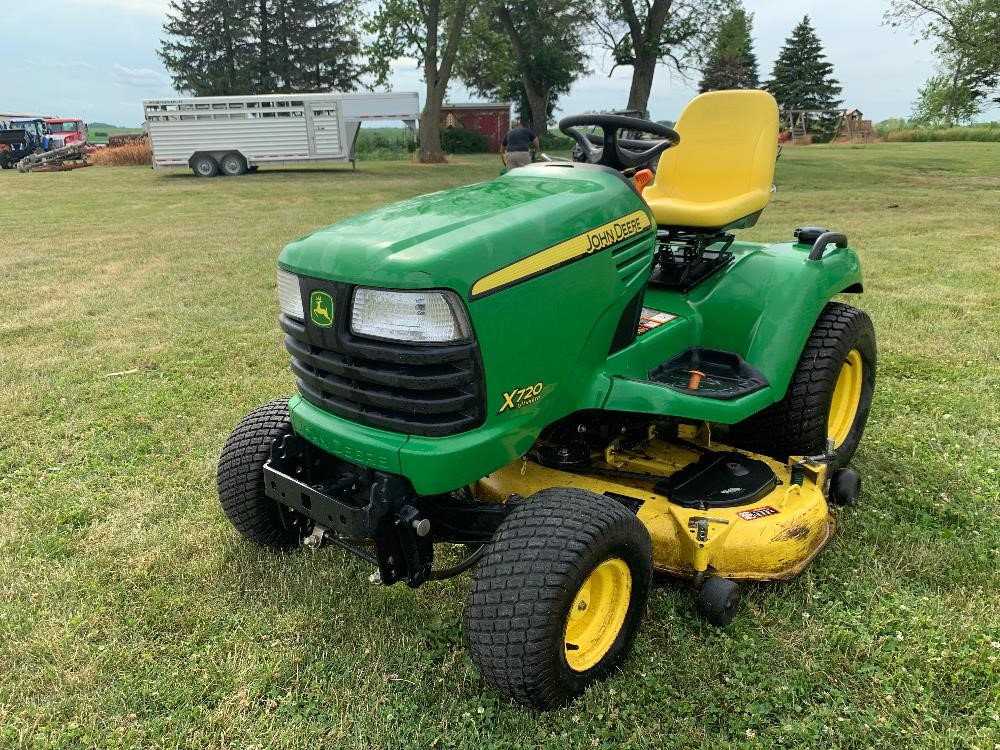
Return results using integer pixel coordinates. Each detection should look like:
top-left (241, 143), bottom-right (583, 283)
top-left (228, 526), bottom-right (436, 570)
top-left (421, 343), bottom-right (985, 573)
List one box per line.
top-left (1, 145), bottom-right (998, 749)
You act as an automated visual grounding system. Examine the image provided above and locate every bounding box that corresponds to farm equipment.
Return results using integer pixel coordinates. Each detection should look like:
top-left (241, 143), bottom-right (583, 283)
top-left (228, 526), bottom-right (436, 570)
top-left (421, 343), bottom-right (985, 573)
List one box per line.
top-left (217, 90), bottom-right (876, 708)
top-left (16, 143), bottom-right (91, 172)
top-left (0, 118), bottom-right (52, 169)
top-left (44, 118), bottom-right (88, 148)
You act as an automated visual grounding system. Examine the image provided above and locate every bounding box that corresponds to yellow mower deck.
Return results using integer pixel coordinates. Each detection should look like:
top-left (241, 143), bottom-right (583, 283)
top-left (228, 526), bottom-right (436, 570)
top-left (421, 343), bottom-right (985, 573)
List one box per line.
top-left (475, 427), bottom-right (834, 582)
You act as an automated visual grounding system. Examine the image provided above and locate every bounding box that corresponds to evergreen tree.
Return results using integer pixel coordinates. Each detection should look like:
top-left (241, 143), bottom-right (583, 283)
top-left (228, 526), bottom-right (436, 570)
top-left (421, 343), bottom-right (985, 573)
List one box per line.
top-left (159, 0), bottom-right (364, 96)
top-left (698, 6), bottom-right (759, 92)
top-left (280, 0), bottom-right (364, 91)
top-left (766, 16), bottom-right (842, 141)
top-left (160, 0), bottom-right (254, 95)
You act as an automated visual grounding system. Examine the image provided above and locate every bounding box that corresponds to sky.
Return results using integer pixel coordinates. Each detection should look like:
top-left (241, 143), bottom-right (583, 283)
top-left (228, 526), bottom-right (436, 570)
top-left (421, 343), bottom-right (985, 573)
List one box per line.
top-left (3, 0), bottom-right (997, 127)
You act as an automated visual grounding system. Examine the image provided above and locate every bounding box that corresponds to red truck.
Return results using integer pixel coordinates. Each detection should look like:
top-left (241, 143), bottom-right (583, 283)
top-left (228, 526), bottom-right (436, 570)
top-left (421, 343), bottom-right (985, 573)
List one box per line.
top-left (44, 118), bottom-right (88, 148)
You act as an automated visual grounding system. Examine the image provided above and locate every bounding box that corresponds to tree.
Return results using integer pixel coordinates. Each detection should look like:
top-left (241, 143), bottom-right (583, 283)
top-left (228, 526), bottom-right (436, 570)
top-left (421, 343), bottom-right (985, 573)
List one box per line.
top-left (912, 60), bottom-right (985, 125)
top-left (698, 6), bottom-right (759, 92)
top-left (367, 0), bottom-right (477, 163)
top-left (766, 16), bottom-right (842, 141)
top-left (160, 0), bottom-right (253, 95)
top-left (159, 0), bottom-right (364, 96)
top-left (459, 0), bottom-right (588, 136)
top-left (591, 0), bottom-right (732, 115)
top-left (281, 0), bottom-right (364, 92)
top-left (886, 0), bottom-right (1000, 123)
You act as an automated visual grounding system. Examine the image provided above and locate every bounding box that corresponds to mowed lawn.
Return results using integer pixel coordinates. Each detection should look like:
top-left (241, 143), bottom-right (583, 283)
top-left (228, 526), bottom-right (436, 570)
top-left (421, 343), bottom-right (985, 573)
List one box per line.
top-left (1, 145), bottom-right (997, 750)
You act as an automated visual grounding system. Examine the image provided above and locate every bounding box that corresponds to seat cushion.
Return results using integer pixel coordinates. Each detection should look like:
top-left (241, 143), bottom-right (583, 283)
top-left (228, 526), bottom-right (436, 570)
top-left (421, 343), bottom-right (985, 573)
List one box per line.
top-left (644, 187), bottom-right (771, 230)
top-left (641, 90), bottom-right (778, 230)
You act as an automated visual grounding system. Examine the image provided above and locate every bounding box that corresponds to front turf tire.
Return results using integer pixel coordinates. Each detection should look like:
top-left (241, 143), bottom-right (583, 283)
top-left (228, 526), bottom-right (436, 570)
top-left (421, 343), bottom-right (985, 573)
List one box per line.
top-left (730, 302), bottom-right (876, 469)
top-left (217, 398), bottom-right (301, 549)
top-left (465, 488), bottom-right (653, 709)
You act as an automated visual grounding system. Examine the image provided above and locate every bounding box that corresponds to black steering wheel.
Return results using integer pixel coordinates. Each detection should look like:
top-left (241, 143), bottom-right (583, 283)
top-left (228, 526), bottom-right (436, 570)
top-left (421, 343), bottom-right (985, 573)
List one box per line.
top-left (559, 114), bottom-right (680, 171)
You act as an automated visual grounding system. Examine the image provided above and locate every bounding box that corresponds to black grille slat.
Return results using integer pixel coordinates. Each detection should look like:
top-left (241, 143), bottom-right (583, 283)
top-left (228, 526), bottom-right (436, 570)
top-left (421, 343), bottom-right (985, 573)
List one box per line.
top-left (290, 359), bottom-right (479, 414)
top-left (296, 380), bottom-right (481, 434)
top-left (280, 309), bottom-right (485, 438)
top-left (284, 335), bottom-right (475, 391)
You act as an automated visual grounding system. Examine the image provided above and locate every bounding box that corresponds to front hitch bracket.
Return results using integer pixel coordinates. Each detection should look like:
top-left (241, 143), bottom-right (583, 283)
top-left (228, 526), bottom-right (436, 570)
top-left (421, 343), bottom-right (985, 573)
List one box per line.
top-left (263, 436), bottom-right (435, 587)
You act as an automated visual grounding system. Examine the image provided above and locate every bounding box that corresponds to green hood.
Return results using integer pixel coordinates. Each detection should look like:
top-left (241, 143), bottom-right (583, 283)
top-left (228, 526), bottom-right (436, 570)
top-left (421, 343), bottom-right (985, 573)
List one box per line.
top-left (277, 165), bottom-right (649, 296)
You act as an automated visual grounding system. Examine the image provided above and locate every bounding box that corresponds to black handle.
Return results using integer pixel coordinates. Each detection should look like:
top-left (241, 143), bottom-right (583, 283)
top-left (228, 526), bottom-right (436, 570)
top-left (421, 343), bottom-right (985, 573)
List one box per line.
top-left (808, 232), bottom-right (848, 261)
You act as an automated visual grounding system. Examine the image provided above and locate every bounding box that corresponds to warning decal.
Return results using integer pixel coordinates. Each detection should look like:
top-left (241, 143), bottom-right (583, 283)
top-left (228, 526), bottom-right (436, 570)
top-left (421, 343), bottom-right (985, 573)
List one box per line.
top-left (736, 506), bottom-right (780, 521)
top-left (637, 307), bottom-right (678, 335)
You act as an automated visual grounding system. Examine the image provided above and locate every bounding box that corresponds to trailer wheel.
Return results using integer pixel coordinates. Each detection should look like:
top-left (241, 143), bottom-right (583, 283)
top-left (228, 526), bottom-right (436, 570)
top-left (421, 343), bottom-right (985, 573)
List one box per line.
top-left (191, 154), bottom-right (219, 178)
top-left (217, 398), bottom-right (304, 548)
top-left (465, 488), bottom-right (652, 709)
top-left (219, 151), bottom-right (248, 176)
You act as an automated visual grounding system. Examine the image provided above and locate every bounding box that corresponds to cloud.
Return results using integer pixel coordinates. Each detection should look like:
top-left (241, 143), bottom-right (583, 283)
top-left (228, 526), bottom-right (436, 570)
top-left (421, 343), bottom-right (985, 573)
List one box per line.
top-left (112, 63), bottom-right (171, 88)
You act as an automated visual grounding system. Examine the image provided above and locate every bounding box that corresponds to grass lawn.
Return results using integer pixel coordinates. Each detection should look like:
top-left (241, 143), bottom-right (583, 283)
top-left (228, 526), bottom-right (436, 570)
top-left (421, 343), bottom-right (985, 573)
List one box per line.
top-left (0, 145), bottom-right (997, 749)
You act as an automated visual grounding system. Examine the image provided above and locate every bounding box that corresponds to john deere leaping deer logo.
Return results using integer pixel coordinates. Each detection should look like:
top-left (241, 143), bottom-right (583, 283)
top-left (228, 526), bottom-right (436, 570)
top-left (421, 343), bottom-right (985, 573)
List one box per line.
top-left (309, 290), bottom-right (334, 328)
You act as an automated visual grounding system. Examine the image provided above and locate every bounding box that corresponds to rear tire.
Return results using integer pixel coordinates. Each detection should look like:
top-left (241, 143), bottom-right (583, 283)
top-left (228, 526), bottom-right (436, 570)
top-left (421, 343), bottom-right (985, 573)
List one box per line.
top-left (191, 154), bottom-right (219, 177)
top-left (217, 398), bottom-right (302, 549)
top-left (219, 151), bottom-right (248, 176)
top-left (465, 488), bottom-right (652, 709)
top-left (729, 302), bottom-right (876, 469)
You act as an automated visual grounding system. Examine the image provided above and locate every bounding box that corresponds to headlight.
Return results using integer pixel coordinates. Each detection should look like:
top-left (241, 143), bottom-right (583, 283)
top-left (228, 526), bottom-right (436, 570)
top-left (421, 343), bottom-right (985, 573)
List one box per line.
top-left (351, 288), bottom-right (472, 344)
top-left (277, 268), bottom-right (304, 321)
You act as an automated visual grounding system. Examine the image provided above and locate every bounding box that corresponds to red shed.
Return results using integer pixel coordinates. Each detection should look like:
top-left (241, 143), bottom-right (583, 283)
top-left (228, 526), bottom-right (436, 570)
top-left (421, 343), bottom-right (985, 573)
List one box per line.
top-left (440, 103), bottom-right (511, 153)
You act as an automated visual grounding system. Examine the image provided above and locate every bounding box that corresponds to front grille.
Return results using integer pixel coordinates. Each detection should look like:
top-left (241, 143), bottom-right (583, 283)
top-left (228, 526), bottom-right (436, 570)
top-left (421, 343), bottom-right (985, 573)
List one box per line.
top-left (280, 313), bottom-right (486, 438)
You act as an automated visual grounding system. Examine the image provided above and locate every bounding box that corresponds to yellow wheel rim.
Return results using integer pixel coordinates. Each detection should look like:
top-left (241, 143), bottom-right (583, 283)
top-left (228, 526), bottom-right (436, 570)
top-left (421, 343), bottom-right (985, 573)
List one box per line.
top-left (564, 558), bottom-right (632, 672)
top-left (828, 349), bottom-right (864, 448)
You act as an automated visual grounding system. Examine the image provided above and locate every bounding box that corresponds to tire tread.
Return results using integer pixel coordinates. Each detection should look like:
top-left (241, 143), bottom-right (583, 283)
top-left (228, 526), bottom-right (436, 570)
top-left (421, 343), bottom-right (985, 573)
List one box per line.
top-left (216, 398), bottom-right (299, 548)
top-left (465, 488), bottom-right (652, 708)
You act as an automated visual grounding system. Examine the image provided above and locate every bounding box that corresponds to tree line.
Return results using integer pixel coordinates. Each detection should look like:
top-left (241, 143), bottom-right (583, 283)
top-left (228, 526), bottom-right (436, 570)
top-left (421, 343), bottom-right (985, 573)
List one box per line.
top-left (886, 0), bottom-right (999, 126)
top-left (159, 0), bottom-right (997, 162)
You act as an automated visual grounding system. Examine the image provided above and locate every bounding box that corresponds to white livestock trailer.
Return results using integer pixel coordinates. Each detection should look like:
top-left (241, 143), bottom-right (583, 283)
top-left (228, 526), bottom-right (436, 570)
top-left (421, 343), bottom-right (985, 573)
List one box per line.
top-left (143, 92), bottom-right (420, 176)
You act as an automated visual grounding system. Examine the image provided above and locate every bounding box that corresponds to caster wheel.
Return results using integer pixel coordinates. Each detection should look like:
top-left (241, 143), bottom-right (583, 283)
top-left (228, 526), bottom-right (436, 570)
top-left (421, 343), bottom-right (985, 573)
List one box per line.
top-left (831, 467), bottom-right (861, 507)
top-left (697, 576), bottom-right (741, 627)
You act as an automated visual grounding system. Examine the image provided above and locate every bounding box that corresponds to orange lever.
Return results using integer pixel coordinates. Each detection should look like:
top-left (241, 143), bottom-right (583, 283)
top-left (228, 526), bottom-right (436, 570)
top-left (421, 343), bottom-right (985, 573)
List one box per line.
top-left (687, 370), bottom-right (706, 390)
top-left (633, 169), bottom-right (654, 192)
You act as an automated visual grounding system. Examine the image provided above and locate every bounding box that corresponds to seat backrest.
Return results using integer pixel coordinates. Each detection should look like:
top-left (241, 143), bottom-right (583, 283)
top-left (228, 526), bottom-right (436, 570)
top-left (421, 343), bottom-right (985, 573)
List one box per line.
top-left (647, 90), bottom-right (779, 206)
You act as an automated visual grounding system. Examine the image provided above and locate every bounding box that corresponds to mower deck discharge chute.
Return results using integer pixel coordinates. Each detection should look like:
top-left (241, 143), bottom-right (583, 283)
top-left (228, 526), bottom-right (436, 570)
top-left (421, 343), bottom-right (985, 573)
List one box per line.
top-left (218, 90), bottom-right (876, 708)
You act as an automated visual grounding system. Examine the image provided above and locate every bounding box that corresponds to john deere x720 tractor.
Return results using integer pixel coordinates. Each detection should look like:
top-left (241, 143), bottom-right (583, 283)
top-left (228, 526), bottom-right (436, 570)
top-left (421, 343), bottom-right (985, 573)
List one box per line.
top-left (217, 90), bottom-right (876, 708)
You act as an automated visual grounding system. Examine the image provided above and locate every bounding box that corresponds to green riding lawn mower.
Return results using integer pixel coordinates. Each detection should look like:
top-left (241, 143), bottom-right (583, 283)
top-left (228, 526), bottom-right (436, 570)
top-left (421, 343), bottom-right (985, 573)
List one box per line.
top-left (217, 90), bottom-right (876, 708)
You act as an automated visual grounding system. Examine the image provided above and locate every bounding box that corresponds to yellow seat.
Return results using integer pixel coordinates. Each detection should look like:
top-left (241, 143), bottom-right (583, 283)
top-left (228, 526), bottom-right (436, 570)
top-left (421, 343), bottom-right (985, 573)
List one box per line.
top-left (642, 90), bottom-right (779, 230)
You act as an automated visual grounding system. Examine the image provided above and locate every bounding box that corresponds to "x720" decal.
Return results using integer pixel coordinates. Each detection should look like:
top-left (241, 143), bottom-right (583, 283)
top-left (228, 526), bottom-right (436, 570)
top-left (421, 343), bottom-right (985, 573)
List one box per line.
top-left (498, 383), bottom-right (545, 413)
